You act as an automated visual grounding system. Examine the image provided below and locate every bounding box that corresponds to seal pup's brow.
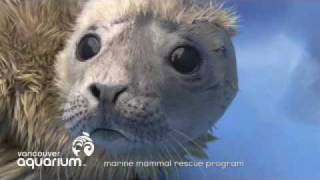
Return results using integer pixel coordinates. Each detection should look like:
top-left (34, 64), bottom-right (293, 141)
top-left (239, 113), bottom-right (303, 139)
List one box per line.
top-left (87, 18), bottom-right (130, 31)
top-left (88, 25), bottom-right (98, 31)
top-left (111, 17), bottom-right (130, 25)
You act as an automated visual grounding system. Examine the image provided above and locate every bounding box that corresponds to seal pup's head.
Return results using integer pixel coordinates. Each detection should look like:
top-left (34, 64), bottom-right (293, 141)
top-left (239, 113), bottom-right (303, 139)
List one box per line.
top-left (56, 0), bottom-right (238, 166)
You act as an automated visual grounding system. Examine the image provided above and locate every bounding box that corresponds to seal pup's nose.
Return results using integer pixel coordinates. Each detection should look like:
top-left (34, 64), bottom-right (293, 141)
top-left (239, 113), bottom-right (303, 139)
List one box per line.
top-left (89, 83), bottom-right (128, 104)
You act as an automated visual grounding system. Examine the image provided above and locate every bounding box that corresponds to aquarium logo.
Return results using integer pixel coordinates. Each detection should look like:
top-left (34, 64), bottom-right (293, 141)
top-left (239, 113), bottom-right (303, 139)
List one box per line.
top-left (72, 132), bottom-right (95, 157)
top-left (16, 132), bottom-right (94, 169)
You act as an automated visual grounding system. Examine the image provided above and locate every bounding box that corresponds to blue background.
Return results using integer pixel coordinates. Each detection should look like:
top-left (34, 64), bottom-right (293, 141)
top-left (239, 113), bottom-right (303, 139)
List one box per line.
top-left (177, 1), bottom-right (320, 179)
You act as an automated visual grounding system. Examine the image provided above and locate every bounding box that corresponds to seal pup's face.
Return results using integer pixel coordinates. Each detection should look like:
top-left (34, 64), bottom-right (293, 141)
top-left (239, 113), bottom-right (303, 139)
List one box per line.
top-left (56, 0), bottom-right (238, 159)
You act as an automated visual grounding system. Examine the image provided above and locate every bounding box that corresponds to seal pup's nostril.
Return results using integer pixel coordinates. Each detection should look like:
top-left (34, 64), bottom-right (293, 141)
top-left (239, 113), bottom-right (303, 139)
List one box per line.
top-left (112, 87), bottom-right (128, 104)
top-left (89, 84), bottom-right (101, 99)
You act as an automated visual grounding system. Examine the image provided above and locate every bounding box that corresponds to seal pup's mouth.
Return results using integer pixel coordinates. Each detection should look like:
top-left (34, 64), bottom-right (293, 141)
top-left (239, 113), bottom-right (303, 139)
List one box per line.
top-left (90, 128), bottom-right (130, 141)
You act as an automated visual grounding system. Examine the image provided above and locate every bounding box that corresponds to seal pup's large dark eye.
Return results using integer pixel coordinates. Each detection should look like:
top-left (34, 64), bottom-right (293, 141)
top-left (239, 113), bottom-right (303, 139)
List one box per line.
top-left (169, 45), bottom-right (202, 74)
top-left (76, 34), bottom-right (101, 61)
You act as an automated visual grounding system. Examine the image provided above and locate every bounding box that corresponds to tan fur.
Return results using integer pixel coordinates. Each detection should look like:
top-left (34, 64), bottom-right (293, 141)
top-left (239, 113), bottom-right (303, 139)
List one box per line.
top-left (0, 0), bottom-right (236, 179)
top-left (0, 0), bottom-right (83, 179)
